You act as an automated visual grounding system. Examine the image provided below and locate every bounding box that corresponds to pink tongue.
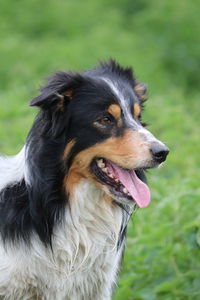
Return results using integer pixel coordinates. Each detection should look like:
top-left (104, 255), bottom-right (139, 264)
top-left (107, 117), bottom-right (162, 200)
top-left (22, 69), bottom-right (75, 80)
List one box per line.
top-left (106, 161), bottom-right (151, 208)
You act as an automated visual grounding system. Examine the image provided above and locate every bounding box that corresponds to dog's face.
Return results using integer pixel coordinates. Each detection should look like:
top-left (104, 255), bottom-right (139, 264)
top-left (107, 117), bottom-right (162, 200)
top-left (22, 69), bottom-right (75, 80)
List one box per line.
top-left (31, 60), bottom-right (169, 208)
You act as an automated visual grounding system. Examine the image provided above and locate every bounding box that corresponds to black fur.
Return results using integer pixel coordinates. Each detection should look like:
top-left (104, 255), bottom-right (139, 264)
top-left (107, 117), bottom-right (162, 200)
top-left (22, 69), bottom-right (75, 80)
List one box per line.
top-left (0, 180), bottom-right (31, 244)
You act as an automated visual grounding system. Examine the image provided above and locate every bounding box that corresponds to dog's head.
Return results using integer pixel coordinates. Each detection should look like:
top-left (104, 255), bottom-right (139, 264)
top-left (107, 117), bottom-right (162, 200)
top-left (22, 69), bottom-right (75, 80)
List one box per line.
top-left (30, 60), bottom-right (169, 208)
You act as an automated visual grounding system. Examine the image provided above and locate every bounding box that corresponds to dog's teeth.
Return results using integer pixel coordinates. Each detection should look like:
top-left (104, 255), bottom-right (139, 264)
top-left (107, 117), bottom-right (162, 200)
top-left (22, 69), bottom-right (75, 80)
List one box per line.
top-left (97, 159), bottom-right (105, 168)
top-left (115, 179), bottom-right (119, 183)
top-left (123, 188), bottom-right (128, 194)
top-left (98, 159), bottom-right (104, 165)
top-left (98, 163), bottom-right (105, 168)
top-left (102, 167), bottom-right (108, 173)
top-left (108, 174), bottom-right (114, 178)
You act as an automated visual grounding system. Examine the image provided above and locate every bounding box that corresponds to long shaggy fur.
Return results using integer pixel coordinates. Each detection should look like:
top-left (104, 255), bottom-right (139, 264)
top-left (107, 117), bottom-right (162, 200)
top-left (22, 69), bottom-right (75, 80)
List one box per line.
top-left (0, 60), bottom-right (168, 299)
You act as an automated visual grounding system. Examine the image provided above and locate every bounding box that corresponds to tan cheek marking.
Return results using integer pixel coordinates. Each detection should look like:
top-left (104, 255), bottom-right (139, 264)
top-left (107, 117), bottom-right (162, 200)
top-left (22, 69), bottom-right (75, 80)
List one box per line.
top-left (63, 138), bottom-right (96, 198)
top-left (65, 130), bottom-right (146, 178)
top-left (73, 131), bottom-right (143, 170)
top-left (133, 103), bottom-right (141, 119)
top-left (63, 130), bottom-right (151, 199)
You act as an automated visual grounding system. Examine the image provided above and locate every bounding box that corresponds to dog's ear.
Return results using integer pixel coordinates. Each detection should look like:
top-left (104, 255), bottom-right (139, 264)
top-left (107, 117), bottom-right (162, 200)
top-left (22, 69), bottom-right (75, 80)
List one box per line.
top-left (30, 71), bottom-right (83, 108)
top-left (134, 81), bottom-right (148, 102)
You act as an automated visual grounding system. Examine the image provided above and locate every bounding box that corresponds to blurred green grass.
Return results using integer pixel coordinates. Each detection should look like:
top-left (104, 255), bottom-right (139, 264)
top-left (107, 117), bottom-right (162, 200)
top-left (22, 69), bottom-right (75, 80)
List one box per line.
top-left (0, 0), bottom-right (199, 299)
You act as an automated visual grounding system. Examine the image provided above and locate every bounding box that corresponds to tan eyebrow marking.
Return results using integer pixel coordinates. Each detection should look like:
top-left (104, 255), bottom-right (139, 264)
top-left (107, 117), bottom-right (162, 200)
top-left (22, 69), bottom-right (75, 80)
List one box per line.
top-left (133, 103), bottom-right (141, 118)
top-left (107, 104), bottom-right (121, 120)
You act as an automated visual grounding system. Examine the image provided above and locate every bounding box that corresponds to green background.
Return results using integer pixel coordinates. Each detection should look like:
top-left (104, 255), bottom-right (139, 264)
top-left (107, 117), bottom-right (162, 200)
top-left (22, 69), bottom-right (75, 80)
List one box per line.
top-left (0, 0), bottom-right (199, 299)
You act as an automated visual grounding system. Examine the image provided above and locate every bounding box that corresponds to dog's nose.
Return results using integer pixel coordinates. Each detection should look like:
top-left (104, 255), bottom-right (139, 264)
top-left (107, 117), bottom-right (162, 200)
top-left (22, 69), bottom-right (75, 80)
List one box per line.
top-left (150, 144), bottom-right (169, 163)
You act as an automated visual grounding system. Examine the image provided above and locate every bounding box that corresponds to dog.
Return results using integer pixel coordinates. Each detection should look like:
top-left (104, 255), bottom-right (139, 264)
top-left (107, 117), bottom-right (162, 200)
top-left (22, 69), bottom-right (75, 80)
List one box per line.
top-left (0, 60), bottom-right (169, 299)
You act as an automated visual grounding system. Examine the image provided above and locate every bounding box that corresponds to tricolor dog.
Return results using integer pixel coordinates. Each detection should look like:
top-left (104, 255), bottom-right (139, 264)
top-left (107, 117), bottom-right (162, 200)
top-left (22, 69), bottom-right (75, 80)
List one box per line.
top-left (0, 60), bottom-right (169, 299)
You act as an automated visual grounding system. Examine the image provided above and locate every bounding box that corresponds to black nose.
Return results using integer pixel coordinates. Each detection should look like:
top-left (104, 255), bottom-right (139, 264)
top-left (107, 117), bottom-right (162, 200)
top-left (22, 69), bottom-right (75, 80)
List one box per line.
top-left (150, 144), bottom-right (169, 163)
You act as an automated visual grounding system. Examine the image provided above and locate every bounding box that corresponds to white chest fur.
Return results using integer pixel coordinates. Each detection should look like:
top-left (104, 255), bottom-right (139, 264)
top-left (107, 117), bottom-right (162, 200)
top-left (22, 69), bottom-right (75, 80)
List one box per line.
top-left (0, 180), bottom-right (126, 300)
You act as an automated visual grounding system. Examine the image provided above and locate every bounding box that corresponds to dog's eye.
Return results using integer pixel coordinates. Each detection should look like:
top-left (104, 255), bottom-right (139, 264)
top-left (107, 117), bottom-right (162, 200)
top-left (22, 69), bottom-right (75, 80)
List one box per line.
top-left (100, 117), bottom-right (112, 123)
top-left (97, 115), bottom-right (113, 125)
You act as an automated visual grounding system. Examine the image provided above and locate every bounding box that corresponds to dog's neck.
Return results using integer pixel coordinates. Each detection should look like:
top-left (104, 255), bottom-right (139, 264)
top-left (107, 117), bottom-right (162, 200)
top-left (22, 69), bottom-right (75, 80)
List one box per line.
top-left (50, 179), bottom-right (136, 273)
top-left (64, 179), bottom-right (123, 249)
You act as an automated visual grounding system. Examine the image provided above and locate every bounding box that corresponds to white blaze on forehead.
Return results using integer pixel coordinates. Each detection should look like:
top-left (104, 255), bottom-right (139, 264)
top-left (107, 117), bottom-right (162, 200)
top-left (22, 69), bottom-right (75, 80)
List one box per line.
top-left (102, 78), bottom-right (140, 129)
top-left (102, 78), bottom-right (164, 145)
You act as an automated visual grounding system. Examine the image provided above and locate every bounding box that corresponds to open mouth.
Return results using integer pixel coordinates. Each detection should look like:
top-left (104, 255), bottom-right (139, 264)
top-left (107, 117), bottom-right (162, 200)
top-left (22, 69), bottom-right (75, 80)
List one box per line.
top-left (91, 158), bottom-right (151, 208)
